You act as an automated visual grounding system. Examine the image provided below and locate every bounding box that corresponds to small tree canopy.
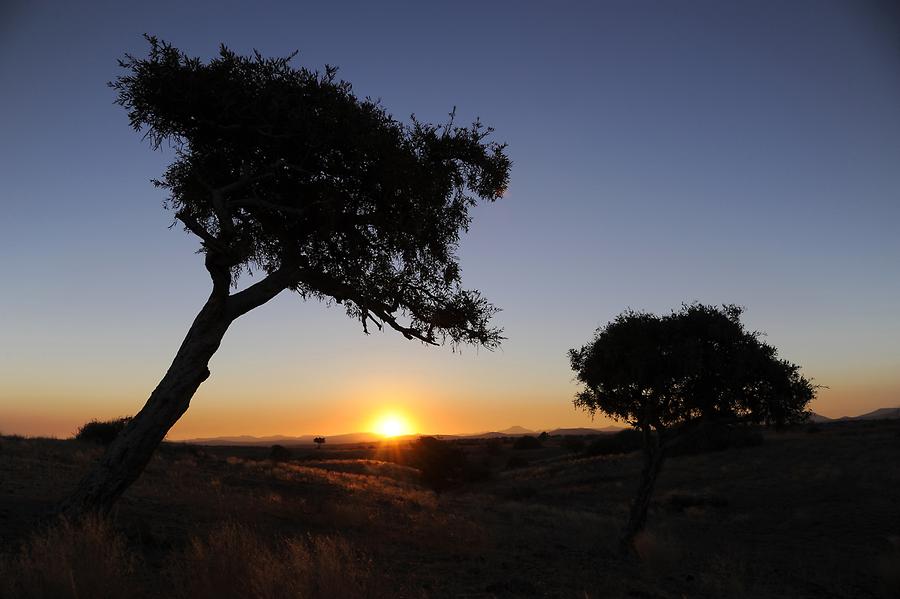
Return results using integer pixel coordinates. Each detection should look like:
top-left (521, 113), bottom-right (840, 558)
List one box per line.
top-left (112, 36), bottom-right (511, 346)
top-left (568, 304), bottom-right (816, 433)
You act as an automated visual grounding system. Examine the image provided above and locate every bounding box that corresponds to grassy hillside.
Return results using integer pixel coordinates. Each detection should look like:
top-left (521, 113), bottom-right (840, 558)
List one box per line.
top-left (1, 421), bottom-right (898, 598)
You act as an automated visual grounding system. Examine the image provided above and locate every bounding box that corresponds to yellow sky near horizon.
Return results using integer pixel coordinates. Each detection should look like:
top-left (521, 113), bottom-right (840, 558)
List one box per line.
top-left (2, 375), bottom-right (896, 440)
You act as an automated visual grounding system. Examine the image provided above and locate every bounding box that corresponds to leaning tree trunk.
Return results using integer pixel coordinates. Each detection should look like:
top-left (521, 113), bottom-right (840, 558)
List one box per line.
top-left (59, 291), bottom-right (234, 518)
top-left (618, 427), bottom-right (667, 556)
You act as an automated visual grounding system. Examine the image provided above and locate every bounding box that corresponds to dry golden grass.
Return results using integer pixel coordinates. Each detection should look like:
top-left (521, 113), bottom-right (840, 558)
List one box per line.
top-left (0, 516), bottom-right (138, 599)
top-left (168, 522), bottom-right (389, 599)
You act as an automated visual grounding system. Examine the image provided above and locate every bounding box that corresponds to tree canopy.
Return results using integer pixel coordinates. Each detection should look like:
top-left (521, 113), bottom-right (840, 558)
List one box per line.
top-left (569, 304), bottom-right (815, 434)
top-left (112, 35), bottom-right (511, 346)
top-left (62, 37), bottom-right (510, 518)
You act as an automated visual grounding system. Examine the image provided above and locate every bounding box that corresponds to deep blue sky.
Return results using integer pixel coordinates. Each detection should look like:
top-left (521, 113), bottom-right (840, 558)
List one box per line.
top-left (1, 1), bottom-right (898, 437)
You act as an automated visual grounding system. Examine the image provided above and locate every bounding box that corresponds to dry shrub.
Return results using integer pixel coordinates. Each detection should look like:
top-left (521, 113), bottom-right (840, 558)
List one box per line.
top-left (168, 522), bottom-right (388, 599)
top-left (0, 516), bottom-right (139, 599)
top-left (74, 417), bottom-right (132, 445)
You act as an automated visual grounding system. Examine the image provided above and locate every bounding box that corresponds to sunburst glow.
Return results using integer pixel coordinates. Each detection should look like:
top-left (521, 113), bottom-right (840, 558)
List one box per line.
top-left (373, 413), bottom-right (413, 438)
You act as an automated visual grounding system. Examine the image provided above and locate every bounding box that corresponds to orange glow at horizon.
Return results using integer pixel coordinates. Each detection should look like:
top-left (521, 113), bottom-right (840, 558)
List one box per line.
top-left (372, 412), bottom-right (415, 437)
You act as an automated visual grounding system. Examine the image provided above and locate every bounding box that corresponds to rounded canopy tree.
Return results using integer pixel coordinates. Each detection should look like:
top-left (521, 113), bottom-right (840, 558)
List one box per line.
top-left (568, 304), bottom-right (815, 553)
top-left (61, 37), bottom-right (510, 517)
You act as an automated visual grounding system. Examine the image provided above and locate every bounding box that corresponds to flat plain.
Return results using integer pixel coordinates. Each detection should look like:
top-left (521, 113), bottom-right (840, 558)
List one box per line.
top-left (1, 420), bottom-right (898, 598)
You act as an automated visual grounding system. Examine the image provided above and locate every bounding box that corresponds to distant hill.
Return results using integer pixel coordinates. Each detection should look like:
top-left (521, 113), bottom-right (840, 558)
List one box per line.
top-left (181, 411), bottom-right (900, 446)
top-left (498, 426), bottom-right (535, 435)
top-left (809, 407), bottom-right (899, 423)
top-left (547, 426), bottom-right (623, 435)
top-left (181, 425), bottom-right (625, 446)
top-left (837, 407), bottom-right (900, 421)
top-left (809, 412), bottom-right (833, 423)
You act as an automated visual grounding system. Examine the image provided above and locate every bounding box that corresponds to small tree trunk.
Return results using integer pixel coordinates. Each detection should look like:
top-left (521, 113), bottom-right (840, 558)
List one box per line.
top-left (618, 427), bottom-right (667, 556)
top-left (59, 292), bottom-right (234, 518)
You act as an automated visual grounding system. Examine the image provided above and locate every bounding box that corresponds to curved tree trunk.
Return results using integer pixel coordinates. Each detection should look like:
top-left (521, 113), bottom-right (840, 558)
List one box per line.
top-left (59, 257), bottom-right (292, 518)
top-left (59, 291), bottom-right (234, 518)
top-left (618, 427), bottom-right (667, 556)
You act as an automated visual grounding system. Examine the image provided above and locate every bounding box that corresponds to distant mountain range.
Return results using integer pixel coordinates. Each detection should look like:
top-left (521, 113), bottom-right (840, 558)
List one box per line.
top-left (180, 408), bottom-right (899, 446)
top-left (180, 424), bottom-right (624, 446)
top-left (809, 407), bottom-right (900, 423)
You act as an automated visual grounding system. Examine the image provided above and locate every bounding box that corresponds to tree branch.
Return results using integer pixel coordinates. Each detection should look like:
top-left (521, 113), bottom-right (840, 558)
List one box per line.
top-left (175, 211), bottom-right (222, 250)
top-left (225, 265), bottom-right (296, 320)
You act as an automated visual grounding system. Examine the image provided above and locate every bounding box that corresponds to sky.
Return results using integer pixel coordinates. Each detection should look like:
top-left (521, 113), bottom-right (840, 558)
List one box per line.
top-left (1, 1), bottom-right (898, 439)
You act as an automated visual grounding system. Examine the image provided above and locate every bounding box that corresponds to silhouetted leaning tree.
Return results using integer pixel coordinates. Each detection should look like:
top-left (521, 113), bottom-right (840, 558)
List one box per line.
top-left (61, 36), bottom-right (510, 517)
top-left (568, 304), bottom-right (815, 555)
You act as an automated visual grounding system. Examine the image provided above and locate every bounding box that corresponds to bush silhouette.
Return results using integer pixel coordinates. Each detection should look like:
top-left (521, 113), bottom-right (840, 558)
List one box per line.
top-left (512, 435), bottom-right (542, 450)
top-left (75, 418), bottom-right (132, 445)
top-left (268, 444), bottom-right (292, 462)
top-left (407, 436), bottom-right (469, 492)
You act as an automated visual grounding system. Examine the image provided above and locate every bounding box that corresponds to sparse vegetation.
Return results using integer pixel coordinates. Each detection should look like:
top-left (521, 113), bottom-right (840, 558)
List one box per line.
top-left (2, 421), bottom-right (897, 598)
top-left (0, 516), bottom-right (138, 599)
top-left (406, 436), bottom-right (468, 492)
top-left (169, 523), bottom-right (386, 599)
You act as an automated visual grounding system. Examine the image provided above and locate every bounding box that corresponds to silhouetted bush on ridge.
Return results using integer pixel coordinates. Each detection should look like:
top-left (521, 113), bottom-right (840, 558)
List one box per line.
top-left (406, 436), bottom-right (492, 491)
top-left (268, 444), bottom-right (292, 462)
top-left (74, 417), bottom-right (132, 445)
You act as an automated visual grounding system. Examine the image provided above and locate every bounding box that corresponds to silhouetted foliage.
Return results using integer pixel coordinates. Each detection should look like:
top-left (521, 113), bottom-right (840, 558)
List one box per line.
top-left (75, 418), bottom-right (132, 446)
top-left (268, 444), bottom-right (292, 462)
top-left (538, 431), bottom-right (549, 441)
top-left (63, 36), bottom-right (510, 517)
top-left (512, 435), bottom-right (543, 450)
top-left (407, 437), bottom-right (468, 493)
top-left (313, 436), bottom-right (326, 449)
top-left (569, 303), bottom-right (816, 553)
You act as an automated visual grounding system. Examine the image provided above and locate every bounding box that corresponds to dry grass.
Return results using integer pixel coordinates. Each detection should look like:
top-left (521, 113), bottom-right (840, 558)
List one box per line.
top-left (0, 516), bottom-right (139, 599)
top-left (1, 421), bottom-right (899, 598)
top-left (0, 518), bottom-right (390, 599)
top-left (168, 523), bottom-right (389, 599)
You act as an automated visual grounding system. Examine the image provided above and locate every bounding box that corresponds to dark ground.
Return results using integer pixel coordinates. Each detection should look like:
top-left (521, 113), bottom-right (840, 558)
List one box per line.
top-left (1, 420), bottom-right (898, 598)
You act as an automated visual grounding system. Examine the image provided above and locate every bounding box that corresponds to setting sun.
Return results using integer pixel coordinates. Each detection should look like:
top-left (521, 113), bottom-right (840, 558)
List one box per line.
top-left (373, 413), bottom-right (414, 438)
